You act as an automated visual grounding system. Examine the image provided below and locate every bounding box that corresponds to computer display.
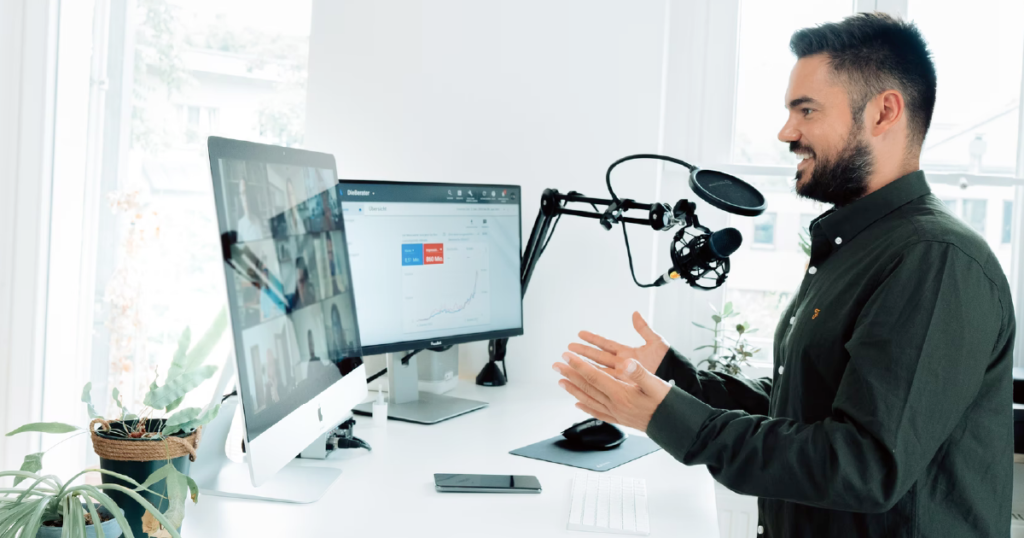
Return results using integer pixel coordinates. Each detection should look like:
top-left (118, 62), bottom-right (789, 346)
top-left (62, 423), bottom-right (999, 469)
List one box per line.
top-left (207, 138), bottom-right (365, 460)
top-left (338, 181), bottom-right (523, 355)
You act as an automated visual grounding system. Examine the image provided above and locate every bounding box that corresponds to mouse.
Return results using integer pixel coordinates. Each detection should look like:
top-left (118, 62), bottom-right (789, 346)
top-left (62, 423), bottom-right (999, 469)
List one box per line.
top-left (561, 418), bottom-right (627, 450)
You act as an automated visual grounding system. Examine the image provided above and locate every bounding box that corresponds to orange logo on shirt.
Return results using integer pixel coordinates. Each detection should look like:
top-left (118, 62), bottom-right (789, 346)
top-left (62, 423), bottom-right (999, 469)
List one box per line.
top-left (812, 309), bottom-right (820, 319)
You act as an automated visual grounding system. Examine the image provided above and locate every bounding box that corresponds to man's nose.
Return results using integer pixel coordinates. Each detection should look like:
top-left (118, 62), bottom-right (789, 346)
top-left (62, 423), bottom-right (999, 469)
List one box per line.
top-left (778, 119), bottom-right (800, 144)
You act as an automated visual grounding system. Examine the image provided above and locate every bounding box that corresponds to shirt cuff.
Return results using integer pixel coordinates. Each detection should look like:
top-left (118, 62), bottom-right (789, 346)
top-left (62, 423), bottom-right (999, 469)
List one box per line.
top-left (646, 385), bottom-right (716, 463)
top-left (655, 347), bottom-right (686, 382)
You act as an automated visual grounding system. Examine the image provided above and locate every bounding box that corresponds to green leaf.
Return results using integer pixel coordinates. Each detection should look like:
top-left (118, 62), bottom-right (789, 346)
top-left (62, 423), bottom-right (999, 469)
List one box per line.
top-left (184, 474), bottom-right (200, 504)
top-left (12, 454), bottom-right (43, 487)
top-left (143, 365), bottom-right (217, 410)
top-left (711, 314), bottom-right (721, 324)
top-left (82, 382), bottom-right (102, 420)
top-left (112, 387), bottom-right (123, 410)
top-left (163, 466), bottom-right (189, 529)
top-left (164, 404), bottom-right (220, 437)
top-left (693, 345), bottom-right (716, 351)
top-left (135, 463), bottom-right (175, 493)
top-left (735, 323), bottom-right (745, 334)
top-left (722, 302), bottom-right (733, 316)
top-left (691, 322), bottom-right (711, 330)
top-left (6, 422), bottom-right (79, 437)
top-left (85, 499), bottom-right (106, 538)
top-left (746, 328), bottom-right (759, 334)
top-left (162, 407), bottom-right (201, 436)
top-left (164, 327), bottom-right (193, 385)
top-left (182, 308), bottom-right (228, 372)
top-left (164, 396), bottom-right (186, 414)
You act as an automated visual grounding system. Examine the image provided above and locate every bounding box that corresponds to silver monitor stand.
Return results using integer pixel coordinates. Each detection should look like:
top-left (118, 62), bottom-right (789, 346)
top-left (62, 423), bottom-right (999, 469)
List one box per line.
top-left (190, 358), bottom-right (342, 504)
top-left (353, 346), bottom-right (488, 424)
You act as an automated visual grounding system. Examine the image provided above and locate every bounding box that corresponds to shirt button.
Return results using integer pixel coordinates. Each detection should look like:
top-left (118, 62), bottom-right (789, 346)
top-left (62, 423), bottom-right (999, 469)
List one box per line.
top-left (835, 237), bottom-right (842, 245)
top-left (808, 266), bottom-right (817, 275)
top-left (757, 525), bottom-right (764, 535)
top-left (778, 365), bottom-right (784, 375)
top-left (789, 316), bottom-right (795, 325)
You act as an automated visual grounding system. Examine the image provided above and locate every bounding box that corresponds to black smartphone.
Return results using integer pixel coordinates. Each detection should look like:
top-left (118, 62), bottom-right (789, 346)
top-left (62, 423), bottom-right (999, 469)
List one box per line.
top-left (434, 474), bottom-right (542, 493)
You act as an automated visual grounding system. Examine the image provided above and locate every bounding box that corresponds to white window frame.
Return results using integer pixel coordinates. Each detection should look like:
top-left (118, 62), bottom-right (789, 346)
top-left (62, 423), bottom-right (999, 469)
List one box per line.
top-left (0, 0), bottom-right (60, 471)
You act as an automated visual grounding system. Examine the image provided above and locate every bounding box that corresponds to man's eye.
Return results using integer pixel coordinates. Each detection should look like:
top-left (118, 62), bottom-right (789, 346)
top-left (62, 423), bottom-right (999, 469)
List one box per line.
top-left (802, 108), bottom-right (813, 117)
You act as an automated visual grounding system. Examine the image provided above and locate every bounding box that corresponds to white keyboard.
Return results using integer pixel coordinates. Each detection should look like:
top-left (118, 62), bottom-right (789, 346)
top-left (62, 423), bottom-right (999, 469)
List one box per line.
top-left (567, 471), bottom-right (650, 535)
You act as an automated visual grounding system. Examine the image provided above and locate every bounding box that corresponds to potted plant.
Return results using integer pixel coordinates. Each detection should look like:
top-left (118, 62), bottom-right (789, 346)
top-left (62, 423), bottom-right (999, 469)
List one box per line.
top-left (693, 302), bottom-right (761, 376)
top-left (5, 311), bottom-right (226, 537)
top-left (0, 466), bottom-right (183, 538)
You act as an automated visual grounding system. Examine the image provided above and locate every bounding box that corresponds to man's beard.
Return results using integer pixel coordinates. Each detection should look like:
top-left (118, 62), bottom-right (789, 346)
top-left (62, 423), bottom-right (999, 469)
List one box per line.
top-left (793, 128), bottom-right (873, 207)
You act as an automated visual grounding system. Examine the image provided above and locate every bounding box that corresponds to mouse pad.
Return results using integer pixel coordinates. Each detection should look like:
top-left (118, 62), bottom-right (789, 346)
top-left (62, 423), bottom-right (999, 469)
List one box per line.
top-left (509, 434), bottom-right (661, 472)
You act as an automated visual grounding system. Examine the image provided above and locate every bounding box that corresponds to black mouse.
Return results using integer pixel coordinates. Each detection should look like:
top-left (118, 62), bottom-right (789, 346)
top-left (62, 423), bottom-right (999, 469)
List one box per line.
top-left (561, 418), bottom-right (627, 450)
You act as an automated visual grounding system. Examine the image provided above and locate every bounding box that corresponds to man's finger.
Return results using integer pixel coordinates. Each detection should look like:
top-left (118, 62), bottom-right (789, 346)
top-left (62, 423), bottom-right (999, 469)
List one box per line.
top-left (578, 330), bottom-right (629, 355)
top-left (624, 358), bottom-right (668, 395)
top-left (568, 343), bottom-right (629, 369)
top-left (632, 311), bottom-right (661, 344)
top-left (575, 402), bottom-right (617, 424)
top-left (557, 378), bottom-right (611, 416)
top-left (565, 352), bottom-right (628, 398)
top-left (554, 356), bottom-right (612, 407)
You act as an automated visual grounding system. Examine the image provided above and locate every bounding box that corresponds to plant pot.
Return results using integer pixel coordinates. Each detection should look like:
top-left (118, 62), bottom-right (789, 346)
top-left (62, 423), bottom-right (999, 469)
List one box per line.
top-left (91, 418), bottom-right (201, 538)
top-left (37, 503), bottom-right (123, 538)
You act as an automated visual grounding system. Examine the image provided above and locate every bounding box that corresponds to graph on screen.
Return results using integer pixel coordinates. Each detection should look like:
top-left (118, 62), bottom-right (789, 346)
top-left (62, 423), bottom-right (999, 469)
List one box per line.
top-left (401, 242), bottom-right (491, 334)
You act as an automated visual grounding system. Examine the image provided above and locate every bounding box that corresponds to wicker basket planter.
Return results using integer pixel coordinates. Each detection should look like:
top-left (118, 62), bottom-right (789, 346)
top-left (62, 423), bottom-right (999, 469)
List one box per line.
top-left (90, 418), bottom-right (202, 537)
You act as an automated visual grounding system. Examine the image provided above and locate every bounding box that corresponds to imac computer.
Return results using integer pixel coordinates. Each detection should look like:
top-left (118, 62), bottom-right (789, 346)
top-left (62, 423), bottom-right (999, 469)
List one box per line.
top-left (194, 137), bottom-right (367, 503)
top-left (340, 180), bottom-right (523, 423)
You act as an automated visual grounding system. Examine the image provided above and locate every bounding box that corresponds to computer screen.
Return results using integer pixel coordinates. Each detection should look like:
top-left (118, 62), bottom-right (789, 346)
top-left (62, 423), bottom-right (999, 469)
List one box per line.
top-left (208, 137), bottom-right (364, 443)
top-left (338, 181), bottom-right (523, 355)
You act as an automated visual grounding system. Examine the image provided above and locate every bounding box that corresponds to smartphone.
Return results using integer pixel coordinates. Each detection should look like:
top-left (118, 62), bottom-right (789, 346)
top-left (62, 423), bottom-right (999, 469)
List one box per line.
top-left (434, 474), bottom-right (542, 493)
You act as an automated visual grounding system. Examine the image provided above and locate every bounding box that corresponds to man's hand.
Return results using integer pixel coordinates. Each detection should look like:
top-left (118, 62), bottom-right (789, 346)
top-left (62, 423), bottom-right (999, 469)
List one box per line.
top-left (570, 311), bottom-right (670, 376)
top-left (553, 352), bottom-right (672, 433)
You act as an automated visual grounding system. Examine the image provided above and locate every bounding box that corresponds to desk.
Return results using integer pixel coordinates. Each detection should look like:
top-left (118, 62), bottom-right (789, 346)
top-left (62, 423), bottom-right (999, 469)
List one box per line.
top-left (181, 380), bottom-right (721, 537)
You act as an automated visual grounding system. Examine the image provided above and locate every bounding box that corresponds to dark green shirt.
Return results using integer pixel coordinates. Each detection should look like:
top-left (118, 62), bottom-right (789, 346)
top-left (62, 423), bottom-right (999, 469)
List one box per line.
top-left (647, 171), bottom-right (1015, 537)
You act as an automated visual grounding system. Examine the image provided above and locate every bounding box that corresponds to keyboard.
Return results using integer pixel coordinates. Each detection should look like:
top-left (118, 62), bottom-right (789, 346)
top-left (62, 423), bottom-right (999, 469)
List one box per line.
top-left (567, 471), bottom-right (650, 535)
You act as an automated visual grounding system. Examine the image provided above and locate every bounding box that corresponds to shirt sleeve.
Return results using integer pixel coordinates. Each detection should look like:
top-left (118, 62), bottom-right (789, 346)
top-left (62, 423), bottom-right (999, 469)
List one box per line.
top-left (655, 348), bottom-right (772, 415)
top-left (646, 241), bottom-right (1010, 513)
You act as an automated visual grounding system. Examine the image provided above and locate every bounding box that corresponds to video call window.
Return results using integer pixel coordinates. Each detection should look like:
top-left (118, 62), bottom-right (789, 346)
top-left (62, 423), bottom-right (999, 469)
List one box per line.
top-left (217, 157), bottom-right (361, 438)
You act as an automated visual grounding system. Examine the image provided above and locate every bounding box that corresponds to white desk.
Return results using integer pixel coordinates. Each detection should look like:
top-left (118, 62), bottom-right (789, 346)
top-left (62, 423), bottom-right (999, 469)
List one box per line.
top-left (181, 380), bottom-right (721, 537)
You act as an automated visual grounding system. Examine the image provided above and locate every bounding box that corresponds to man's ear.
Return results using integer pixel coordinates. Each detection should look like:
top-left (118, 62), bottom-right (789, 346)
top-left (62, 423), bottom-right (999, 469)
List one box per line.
top-left (869, 89), bottom-right (905, 138)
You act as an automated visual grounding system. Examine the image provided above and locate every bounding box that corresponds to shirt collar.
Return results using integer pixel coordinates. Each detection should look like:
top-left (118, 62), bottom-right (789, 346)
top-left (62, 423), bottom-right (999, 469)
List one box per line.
top-left (813, 170), bottom-right (931, 248)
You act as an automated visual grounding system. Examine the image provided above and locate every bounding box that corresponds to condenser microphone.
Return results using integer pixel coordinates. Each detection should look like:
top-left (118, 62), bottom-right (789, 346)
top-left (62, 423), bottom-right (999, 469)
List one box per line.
top-left (654, 227), bottom-right (743, 288)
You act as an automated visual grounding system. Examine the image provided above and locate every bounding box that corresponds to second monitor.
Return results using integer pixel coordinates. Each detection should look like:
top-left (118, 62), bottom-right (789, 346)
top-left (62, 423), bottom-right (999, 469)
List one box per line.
top-left (340, 181), bottom-right (523, 422)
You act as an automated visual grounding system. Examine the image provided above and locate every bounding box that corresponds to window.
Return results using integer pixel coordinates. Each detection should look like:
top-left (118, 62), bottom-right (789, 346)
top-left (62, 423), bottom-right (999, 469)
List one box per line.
top-left (942, 199), bottom-right (957, 214)
top-left (753, 212), bottom-right (777, 245)
top-left (799, 213), bottom-right (815, 233)
top-left (1005, 201), bottom-right (1013, 244)
top-left (962, 199), bottom-right (987, 235)
top-left (909, 0), bottom-right (1024, 174)
top-left (48, 0), bottom-right (316, 415)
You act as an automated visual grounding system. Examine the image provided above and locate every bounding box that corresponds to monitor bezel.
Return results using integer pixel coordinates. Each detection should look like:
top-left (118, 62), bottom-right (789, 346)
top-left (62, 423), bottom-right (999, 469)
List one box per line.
top-left (337, 178), bottom-right (524, 356)
top-left (207, 136), bottom-right (367, 487)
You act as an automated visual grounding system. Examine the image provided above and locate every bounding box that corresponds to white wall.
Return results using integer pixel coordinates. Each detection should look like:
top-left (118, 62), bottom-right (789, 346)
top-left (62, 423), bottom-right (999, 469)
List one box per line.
top-left (305, 0), bottom-right (691, 382)
top-left (0, 0), bottom-right (58, 470)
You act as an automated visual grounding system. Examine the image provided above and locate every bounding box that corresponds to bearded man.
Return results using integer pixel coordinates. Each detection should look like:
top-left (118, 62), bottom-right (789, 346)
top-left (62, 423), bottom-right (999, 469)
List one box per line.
top-left (554, 13), bottom-right (1014, 537)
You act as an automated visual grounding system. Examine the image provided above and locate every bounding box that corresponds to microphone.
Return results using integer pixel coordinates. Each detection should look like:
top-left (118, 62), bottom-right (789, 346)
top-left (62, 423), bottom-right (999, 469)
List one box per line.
top-left (654, 227), bottom-right (742, 289)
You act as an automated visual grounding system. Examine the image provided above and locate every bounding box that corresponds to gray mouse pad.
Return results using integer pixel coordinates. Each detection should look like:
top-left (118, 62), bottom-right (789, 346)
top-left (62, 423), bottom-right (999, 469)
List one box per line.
top-left (509, 434), bottom-right (661, 472)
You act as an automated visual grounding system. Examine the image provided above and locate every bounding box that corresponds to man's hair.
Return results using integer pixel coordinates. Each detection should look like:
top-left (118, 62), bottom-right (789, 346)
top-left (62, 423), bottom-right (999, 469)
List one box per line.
top-left (790, 12), bottom-right (937, 150)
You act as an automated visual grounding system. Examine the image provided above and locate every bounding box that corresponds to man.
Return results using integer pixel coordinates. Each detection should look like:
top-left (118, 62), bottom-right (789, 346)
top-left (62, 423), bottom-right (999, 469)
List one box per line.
top-left (554, 13), bottom-right (1014, 537)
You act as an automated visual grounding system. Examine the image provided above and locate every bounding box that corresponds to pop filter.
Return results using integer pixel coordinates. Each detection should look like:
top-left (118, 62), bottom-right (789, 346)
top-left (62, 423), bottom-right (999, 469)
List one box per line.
top-left (605, 154), bottom-right (766, 217)
top-left (689, 168), bottom-right (766, 217)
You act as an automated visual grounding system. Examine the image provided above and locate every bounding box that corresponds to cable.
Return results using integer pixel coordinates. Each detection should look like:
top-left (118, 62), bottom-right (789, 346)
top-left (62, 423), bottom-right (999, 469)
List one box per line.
top-left (366, 367), bottom-right (387, 384)
top-left (605, 154), bottom-right (696, 203)
top-left (621, 224), bottom-right (657, 289)
top-left (366, 345), bottom-right (455, 384)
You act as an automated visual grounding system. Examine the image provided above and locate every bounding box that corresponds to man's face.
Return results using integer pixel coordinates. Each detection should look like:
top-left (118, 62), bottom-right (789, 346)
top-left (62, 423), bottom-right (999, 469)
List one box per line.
top-left (778, 54), bottom-right (873, 206)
